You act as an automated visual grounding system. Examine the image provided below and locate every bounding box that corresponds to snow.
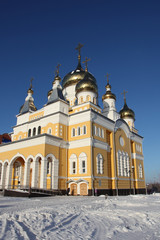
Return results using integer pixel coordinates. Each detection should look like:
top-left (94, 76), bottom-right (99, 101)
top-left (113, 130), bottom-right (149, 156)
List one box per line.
top-left (0, 194), bottom-right (160, 240)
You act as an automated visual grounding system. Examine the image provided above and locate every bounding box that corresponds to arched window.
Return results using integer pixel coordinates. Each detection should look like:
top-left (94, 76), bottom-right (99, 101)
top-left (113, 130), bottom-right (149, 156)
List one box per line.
top-left (86, 95), bottom-right (91, 102)
top-left (18, 136), bottom-right (22, 140)
top-left (47, 158), bottom-right (52, 174)
top-left (80, 96), bottom-right (83, 103)
top-left (101, 129), bottom-right (104, 138)
top-left (33, 127), bottom-right (36, 136)
top-left (48, 128), bottom-right (52, 135)
top-left (72, 128), bottom-right (75, 137)
top-left (139, 164), bottom-right (143, 178)
top-left (96, 154), bottom-right (103, 174)
top-left (117, 151), bottom-right (130, 177)
top-left (122, 152), bottom-right (125, 176)
top-left (117, 151), bottom-right (122, 176)
top-left (93, 97), bottom-right (97, 104)
top-left (83, 125), bottom-right (87, 135)
top-left (79, 152), bottom-right (87, 174)
top-left (28, 129), bottom-right (31, 137)
top-left (69, 154), bottom-right (77, 174)
top-left (77, 127), bottom-right (81, 136)
top-left (125, 153), bottom-right (130, 177)
top-left (38, 126), bottom-right (41, 135)
top-left (98, 127), bottom-right (101, 137)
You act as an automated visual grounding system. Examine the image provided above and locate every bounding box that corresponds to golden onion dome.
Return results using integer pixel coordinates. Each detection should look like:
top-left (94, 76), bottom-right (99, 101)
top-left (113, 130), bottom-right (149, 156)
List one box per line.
top-left (119, 102), bottom-right (135, 121)
top-left (75, 77), bottom-right (98, 94)
top-left (27, 88), bottom-right (33, 94)
top-left (102, 83), bottom-right (116, 101)
top-left (54, 75), bottom-right (61, 82)
top-left (62, 66), bottom-right (97, 89)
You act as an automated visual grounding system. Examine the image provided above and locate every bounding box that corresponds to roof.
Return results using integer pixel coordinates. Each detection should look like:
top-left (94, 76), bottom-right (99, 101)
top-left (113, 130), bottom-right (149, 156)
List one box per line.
top-left (46, 86), bottom-right (65, 105)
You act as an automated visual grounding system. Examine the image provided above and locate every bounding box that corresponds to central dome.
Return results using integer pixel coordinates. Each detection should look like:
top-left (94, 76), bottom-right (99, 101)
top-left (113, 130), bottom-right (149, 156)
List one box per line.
top-left (62, 68), bottom-right (97, 89)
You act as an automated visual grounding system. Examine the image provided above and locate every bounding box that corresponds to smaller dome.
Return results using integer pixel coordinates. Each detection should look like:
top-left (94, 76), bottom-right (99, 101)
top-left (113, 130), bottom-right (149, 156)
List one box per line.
top-left (28, 88), bottom-right (33, 94)
top-left (119, 103), bottom-right (135, 121)
top-left (102, 83), bottom-right (116, 101)
top-left (54, 75), bottom-right (61, 82)
top-left (76, 77), bottom-right (98, 95)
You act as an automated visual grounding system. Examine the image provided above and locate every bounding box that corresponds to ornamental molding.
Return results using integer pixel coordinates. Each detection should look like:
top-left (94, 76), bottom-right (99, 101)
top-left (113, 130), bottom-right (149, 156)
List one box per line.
top-left (93, 139), bottom-right (110, 152)
top-left (132, 153), bottom-right (144, 161)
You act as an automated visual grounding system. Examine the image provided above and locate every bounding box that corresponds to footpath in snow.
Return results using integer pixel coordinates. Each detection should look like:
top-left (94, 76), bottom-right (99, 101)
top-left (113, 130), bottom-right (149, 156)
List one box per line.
top-left (0, 194), bottom-right (160, 240)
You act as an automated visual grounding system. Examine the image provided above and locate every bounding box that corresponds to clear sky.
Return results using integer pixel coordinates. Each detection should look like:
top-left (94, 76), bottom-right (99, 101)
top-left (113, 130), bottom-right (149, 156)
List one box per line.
top-left (0, 0), bottom-right (160, 183)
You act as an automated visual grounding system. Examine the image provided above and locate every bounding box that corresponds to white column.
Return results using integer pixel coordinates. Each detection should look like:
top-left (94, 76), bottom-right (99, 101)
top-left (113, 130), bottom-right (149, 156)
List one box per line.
top-left (23, 161), bottom-right (30, 188)
top-left (6, 164), bottom-right (12, 189)
top-left (52, 159), bottom-right (59, 190)
top-left (40, 158), bottom-right (47, 189)
top-left (1, 163), bottom-right (6, 189)
top-left (32, 159), bottom-right (39, 188)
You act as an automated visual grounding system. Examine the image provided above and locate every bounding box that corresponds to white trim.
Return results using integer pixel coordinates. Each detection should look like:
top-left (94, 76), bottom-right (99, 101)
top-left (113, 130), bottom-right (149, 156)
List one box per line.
top-left (114, 119), bottom-right (130, 138)
top-left (132, 153), bottom-right (144, 161)
top-left (93, 139), bottom-right (110, 151)
top-left (69, 138), bottom-right (92, 149)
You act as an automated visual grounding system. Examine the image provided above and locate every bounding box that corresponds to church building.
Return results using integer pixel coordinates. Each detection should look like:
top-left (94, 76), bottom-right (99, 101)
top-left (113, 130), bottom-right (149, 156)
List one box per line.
top-left (0, 44), bottom-right (146, 195)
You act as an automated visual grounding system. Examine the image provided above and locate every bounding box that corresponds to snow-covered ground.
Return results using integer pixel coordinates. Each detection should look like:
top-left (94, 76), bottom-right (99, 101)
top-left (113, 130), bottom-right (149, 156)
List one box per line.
top-left (0, 194), bottom-right (160, 240)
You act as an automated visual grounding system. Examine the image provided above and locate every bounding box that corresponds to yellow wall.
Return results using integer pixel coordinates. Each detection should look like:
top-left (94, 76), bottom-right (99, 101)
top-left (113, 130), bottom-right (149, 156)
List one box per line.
top-left (69, 121), bottom-right (91, 141)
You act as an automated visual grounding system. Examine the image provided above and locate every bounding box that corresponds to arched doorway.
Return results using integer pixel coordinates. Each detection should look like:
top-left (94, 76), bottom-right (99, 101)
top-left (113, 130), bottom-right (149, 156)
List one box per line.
top-left (70, 183), bottom-right (77, 195)
top-left (12, 157), bottom-right (25, 189)
top-left (80, 183), bottom-right (88, 195)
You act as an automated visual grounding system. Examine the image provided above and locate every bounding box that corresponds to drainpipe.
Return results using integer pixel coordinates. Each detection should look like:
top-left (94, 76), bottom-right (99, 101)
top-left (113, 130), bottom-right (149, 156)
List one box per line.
top-left (66, 122), bottom-right (68, 194)
top-left (90, 110), bottom-right (94, 196)
top-left (113, 127), bottom-right (118, 196)
top-left (129, 132), bottom-right (135, 195)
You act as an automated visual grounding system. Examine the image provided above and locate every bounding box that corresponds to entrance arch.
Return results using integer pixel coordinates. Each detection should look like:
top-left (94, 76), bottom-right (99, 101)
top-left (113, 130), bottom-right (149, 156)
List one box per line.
top-left (80, 183), bottom-right (88, 195)
top-left (11, 157), bottom-right (25, 189)
top-left (70, 183), bottom-right (77, 195)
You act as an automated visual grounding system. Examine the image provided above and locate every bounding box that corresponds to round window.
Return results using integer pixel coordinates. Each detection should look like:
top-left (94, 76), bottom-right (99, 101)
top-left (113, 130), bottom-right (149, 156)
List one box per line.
top-left (119, 136), bottom-right (124, 147)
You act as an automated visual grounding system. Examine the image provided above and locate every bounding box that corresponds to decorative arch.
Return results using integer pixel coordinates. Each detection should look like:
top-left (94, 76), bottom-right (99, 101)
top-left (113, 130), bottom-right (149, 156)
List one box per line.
top-left (26, 155), bottom-right (34, 163)
top-left (9, 154), bottom-right (26, 189)
top-left (114, 119), bottom-right (131, 138)
top-left (46, 153), bottom-right (56, 161)
top-left (34, 153), bottom-right (44, 161)
top-left (86, 95), bottom-right (91, 102)
top-left (10, 153), bottom-right (25, 166)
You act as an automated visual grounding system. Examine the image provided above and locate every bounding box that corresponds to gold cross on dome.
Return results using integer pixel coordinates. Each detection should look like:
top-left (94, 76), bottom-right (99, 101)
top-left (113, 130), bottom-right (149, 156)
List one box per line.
top-left (82, 57), bottom-right (91, 71)
top-left (75, 43), bottom-right (84, 55)
top-left (121, 90), bottom-right (128, 102)
top-left (106, 73), bottom-right (110, 84)
top-left (55, 63), bottom-right (61, 76)
top-left (29, 77), bottom-right (34, 89)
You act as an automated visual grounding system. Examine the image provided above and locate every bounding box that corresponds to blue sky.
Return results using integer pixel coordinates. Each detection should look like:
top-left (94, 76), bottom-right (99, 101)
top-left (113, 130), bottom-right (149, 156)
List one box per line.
top-left (0, 0), bottom-right (160, 183)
